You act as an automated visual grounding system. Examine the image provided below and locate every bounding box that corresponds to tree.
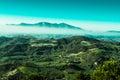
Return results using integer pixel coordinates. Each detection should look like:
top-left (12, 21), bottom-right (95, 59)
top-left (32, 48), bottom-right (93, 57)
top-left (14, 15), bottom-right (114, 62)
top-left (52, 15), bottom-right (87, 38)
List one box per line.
top-left (74, 72), bottom-right (90, 80)
top-left (91, 61), bottom-right (120, 80)
top-left (26, 74), bottom-right (44, 80)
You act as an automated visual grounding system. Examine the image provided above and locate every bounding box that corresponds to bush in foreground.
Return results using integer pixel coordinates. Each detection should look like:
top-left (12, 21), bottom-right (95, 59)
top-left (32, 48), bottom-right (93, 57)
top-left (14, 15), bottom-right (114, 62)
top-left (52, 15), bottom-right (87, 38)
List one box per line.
top-left (91, 61), bottom-right (120, 80)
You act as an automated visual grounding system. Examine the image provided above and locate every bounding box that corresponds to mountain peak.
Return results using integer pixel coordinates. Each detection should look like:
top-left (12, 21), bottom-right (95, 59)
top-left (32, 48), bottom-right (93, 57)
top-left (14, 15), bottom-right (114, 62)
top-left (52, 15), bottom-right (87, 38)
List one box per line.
top-left (8, 22), bottom-right (83, 30)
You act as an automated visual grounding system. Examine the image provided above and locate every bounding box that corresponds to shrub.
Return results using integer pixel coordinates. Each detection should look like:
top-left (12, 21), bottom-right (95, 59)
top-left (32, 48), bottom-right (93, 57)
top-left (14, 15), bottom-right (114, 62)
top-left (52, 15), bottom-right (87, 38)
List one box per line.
top-left (91, 61), bottom-right (120, 80)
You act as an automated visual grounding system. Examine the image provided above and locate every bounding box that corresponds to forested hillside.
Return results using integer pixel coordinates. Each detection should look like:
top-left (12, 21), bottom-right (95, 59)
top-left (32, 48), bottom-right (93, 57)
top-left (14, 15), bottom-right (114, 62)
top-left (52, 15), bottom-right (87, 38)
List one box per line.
top-left (0, 36), bottom-right (120, 80)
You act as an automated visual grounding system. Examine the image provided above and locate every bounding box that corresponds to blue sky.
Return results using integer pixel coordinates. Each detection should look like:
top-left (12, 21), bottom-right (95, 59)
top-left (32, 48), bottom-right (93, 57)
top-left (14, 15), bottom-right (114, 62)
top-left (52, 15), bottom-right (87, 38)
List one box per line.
top-left (0, 0), bottom-right (120, 32)
top-left (0, 0), bottom-right (120, 22)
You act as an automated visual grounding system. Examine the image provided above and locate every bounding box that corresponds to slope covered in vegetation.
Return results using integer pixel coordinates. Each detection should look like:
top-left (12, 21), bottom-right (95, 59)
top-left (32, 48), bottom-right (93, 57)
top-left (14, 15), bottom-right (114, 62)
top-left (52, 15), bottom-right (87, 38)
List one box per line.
top-left (0, 36), bottom-right (120, 80)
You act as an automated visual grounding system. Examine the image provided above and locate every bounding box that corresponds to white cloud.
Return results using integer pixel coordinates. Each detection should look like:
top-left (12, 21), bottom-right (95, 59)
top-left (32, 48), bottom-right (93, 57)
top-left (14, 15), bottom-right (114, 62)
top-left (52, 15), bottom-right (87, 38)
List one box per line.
top-left (0, 14), bottom-right (120, 32)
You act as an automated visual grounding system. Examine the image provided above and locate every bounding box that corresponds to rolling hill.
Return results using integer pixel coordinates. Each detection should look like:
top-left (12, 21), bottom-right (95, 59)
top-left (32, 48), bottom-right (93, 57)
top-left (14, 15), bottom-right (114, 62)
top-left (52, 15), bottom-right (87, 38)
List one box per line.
top-left (0, 36), bottom-right (120, 80)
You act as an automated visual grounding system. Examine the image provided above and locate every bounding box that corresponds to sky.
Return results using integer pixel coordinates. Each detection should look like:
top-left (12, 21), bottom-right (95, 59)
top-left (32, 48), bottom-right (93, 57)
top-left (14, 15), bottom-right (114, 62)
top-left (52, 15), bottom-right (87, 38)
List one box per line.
top-left (0, 0), bottom-right (120, 31)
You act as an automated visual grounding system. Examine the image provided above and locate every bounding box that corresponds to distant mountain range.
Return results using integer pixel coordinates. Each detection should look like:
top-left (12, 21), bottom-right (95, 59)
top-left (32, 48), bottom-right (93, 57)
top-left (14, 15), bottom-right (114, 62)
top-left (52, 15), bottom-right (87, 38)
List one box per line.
top-left (107, 30), bottom-right (120, 33)
top-left (5, 22), bottom-right (120, 42)
top-left (8, 22), bottom-right (83, 30)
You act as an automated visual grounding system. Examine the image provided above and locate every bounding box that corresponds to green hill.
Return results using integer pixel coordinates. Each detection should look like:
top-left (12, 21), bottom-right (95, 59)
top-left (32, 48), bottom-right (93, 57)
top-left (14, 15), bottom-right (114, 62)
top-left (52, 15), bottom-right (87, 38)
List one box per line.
top-left (0, 36), bottom-right (120, 80)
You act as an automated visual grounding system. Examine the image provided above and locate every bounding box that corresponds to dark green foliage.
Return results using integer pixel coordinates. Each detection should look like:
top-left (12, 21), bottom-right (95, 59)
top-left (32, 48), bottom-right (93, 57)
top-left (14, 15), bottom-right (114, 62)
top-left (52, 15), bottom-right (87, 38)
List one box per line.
top-left (26, 74), bottom-right (44, 80)
top-left (74, 72), bottom-right (90, 80)
top-left (8, 72), bottom-right (26, 80)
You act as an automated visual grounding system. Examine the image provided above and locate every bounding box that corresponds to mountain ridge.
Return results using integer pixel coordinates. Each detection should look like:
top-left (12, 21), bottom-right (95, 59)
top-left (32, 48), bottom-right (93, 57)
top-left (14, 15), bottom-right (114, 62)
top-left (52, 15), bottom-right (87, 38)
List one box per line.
top-left (8, 22), bottom-right (83, 30)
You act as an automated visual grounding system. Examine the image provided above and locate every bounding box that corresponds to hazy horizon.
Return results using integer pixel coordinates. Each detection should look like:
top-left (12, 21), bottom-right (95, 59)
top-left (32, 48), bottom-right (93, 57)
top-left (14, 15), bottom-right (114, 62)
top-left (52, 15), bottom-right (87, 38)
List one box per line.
top-left (0, 15), bottom-right (120, 32)
top-left (0, 0), bottom-right (120, 32)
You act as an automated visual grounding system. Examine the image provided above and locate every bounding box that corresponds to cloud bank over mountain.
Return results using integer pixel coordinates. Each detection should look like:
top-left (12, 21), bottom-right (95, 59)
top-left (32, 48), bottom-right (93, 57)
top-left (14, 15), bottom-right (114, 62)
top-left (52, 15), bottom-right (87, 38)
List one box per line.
top-left (0, 15), bottom-right (120, 32)
top-left (0, 22), bottom-right (86, 35)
